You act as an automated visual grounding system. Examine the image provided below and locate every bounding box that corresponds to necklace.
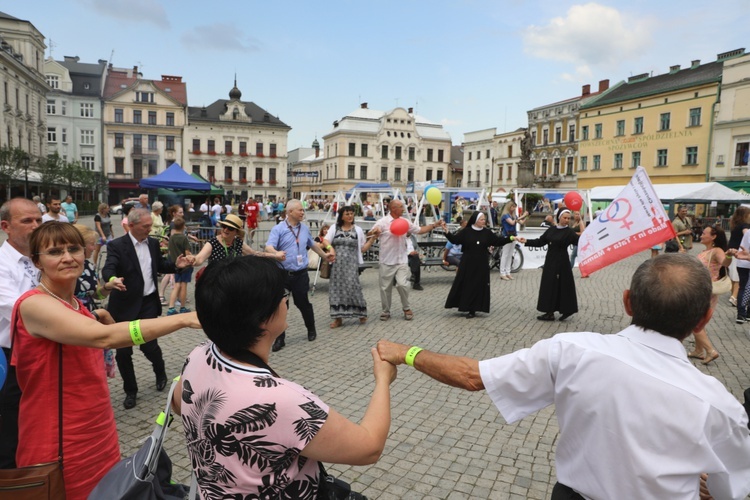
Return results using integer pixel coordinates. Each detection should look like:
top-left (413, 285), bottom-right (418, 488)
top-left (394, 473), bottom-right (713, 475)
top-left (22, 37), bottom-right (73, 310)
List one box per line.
top-left (39, 281), bottom-right (80, 311)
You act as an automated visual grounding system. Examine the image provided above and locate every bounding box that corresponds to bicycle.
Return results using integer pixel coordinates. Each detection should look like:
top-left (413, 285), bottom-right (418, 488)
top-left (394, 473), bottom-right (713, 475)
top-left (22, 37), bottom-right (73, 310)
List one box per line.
top-left (488, 243), bottom-right (524, 274)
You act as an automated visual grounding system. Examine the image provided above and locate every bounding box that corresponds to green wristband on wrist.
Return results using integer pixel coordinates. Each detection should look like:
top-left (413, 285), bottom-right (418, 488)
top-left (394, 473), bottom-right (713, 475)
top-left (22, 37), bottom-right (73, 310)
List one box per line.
top-left (405, 346), bottom-right (423, 367)
top-left (129, 320), bottom-right (145, 345)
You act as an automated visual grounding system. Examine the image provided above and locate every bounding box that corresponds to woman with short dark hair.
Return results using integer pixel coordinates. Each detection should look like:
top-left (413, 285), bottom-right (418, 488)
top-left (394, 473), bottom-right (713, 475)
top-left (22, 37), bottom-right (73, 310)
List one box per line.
top-left (322, 206), bottom-right (375, 328)
top-left (176, 256), bottom-right (396, 499)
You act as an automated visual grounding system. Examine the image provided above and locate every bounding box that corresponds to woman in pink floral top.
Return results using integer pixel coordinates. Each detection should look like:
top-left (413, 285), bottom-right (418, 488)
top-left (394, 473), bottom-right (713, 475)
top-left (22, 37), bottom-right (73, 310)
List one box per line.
top-left (175, 257), bottom-right (396, 499)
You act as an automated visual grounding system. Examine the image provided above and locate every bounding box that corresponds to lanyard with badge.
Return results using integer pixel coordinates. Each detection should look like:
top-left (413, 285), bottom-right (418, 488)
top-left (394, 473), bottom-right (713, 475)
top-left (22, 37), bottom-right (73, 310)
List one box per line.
top-left (287, 222), bottom-right (304, 266)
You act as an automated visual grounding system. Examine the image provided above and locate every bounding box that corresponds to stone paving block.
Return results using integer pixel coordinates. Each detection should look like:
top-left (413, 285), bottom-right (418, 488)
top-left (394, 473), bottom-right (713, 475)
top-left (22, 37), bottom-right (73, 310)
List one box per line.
top-left (92, 223), bottom-right (750, 499)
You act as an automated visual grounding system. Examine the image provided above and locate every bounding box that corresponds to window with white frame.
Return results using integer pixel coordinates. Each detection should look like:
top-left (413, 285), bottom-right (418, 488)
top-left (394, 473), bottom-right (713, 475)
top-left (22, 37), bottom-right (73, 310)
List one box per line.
top-left (616, 120), bottom-right (625, 136)
top-left (685, 147), bottom-right (698, 165)
top-left (81, 155), bottom-right (95, 170)
top-left (657, 149), bottom-right (668, 167)
top-left (46, 75), bottom-right (59, 89)
top-left (613, 153), bottom-right (623, 169)
top-left (81, 129), bottom-right (94, 145)
top-left (735, 141), bottom-right (749, 167)
top-left (566, 157), bottom-right (574, 175)
top-left (61, 100), bottom-right (66, 115)
top-left (47, 127), bottom-right (56, 143)
top-left (631, 151), bottom-right (641, 168)
top-left (80, 102), bottom-right (94, 118)
top-left (634, 117), bottom-right (644, 134)
top-left (594, 123), bottom-right (602, 139)
top-left (61, 128), bottom-right (67, 144)
top-left (593, 155), bottom-right (601, 170)
top-left (580, 157), bottom-right (587, 171)
top-left (347, 164), bottom-right (355, 179)
top-left (136, 91), bottom-right (154, 103)
top-left (659, 113), bottom-right (670, 131)
top-left (46, 99), bottom-right (55, 114)
top-left (689, 108), bottom-right (701, 127)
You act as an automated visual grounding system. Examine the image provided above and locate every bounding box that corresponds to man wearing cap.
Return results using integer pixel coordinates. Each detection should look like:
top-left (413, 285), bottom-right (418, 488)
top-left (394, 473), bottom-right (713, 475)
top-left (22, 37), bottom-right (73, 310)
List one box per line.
top-left (102, 208), bottom-right (194, 409)
top-left (265, 199), bottom-right (332, 352)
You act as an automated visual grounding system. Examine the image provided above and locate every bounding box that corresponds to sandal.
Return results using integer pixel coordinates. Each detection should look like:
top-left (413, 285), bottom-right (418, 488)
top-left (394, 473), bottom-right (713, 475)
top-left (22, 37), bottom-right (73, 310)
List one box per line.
top-left (329, 318), bottom-right (342, 329)
top-left (359, 317), bottom-right (367, 324)
top-left (687, 350), bottom-right (706, 360)
top-left (379, 312), bottom-right (390, 321)
top-left (701, 350), bottom-right (719, 365)
top-left (403, 309), bottom-right (414, 321)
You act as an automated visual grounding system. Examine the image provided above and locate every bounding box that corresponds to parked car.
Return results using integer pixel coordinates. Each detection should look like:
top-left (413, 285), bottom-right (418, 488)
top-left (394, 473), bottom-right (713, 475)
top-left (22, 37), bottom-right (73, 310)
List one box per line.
top-left (110, 198), bottom-right (140, 215)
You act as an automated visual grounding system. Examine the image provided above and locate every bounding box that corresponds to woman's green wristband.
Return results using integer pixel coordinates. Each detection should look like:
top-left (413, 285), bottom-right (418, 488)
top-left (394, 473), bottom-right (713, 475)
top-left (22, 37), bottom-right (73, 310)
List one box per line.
top-left (405, 346), bottom-right (423, 367)
top-left (129, 320), bottom-right (145, 345)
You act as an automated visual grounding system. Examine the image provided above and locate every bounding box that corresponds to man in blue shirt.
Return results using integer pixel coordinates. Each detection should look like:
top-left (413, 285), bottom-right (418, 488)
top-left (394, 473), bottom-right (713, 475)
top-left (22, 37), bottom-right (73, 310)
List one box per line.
top-left (265, 199), bottom-right (332, 352)
top-left (60, 195), bottom-right (78, 223)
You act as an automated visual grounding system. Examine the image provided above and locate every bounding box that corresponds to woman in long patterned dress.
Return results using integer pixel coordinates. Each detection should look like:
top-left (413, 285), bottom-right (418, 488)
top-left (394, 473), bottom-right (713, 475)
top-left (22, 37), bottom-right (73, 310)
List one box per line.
top-left (323, 206), bottom-right (375, 328)
top-left (523, 209), bottom-right (585, 321)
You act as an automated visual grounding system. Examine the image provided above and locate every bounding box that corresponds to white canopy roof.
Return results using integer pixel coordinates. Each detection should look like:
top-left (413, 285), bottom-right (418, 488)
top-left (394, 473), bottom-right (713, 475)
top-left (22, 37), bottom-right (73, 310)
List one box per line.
top-left (590, 182), bottom-right (750, 203)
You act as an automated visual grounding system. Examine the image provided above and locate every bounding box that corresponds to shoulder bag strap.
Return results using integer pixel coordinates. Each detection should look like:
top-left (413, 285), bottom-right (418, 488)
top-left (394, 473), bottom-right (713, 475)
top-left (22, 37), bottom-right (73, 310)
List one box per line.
top-left (58, 343), bottom-right (63, 463)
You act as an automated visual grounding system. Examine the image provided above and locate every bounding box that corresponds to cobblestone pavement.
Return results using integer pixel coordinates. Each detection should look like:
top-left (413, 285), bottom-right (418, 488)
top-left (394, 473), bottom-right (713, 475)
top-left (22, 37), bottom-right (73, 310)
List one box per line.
top-left (106, 233), bottom-right (750, 499)
top-left (7, 215), bottom-right (748, 499)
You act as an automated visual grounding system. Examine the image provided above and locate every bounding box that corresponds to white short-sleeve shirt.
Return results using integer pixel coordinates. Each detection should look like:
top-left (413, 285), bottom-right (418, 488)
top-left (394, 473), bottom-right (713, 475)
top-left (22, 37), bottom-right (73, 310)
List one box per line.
top-left (479, 326), bottom-right (750, 499)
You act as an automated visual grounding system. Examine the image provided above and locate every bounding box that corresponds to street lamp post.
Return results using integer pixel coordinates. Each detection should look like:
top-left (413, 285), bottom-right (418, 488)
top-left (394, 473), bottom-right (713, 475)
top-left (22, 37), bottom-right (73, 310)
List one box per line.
top-left (21, 153), bottom-right (30, 199)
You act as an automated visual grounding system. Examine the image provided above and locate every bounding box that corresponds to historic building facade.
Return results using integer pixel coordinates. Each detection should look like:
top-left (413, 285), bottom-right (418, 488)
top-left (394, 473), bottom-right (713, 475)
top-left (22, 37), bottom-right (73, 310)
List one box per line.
top-left (527, 80), bottom-right (611, 190)
top-left (102, 66), bottom-right (187, 202)
top-left (308, 103), bottom-right (452, 194)
top-left (462, 127), bottom-right (526, 193)
top-left (0, 11), bottom-right (48, 200)
top-left (577, 50), bottom-right (746, 189)
top-left (710, 51), bottom-right (750, 188)
top-left (44, 56), bottom-right (107, 174)
top-left (185, 82), bottom-right (290, 202)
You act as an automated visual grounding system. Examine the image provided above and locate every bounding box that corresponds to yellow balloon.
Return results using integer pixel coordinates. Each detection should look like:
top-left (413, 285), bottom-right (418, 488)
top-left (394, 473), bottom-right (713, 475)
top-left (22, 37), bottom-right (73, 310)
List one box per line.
top-left (426, 187), bottom-right (442, 205)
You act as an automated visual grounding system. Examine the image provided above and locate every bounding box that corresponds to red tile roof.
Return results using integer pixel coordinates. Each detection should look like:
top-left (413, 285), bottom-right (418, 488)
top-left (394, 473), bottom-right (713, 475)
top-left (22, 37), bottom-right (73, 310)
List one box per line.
top-left (103, 68), bottom-right (187, 105)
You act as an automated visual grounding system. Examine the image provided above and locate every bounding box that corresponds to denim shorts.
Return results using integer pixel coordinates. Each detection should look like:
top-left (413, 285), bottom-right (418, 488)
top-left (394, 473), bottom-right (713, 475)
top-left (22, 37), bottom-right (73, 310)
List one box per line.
top-left (174, 267), bottom-right (194, 283)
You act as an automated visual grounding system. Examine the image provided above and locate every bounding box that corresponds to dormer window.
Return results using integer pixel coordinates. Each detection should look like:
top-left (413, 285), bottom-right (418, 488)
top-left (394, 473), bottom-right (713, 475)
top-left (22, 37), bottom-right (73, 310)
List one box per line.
top-left (136, 91), bottom-right (154, 103)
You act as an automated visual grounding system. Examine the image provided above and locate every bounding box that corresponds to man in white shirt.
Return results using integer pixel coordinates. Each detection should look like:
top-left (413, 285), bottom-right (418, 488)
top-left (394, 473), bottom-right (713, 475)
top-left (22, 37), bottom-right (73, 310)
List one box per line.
top-left (377, 254), bottom-right (750, 499)
top-left (0, 198), bottom-right (42, 467)
top-left (370, 199), bottom-right (443, 321)
top-left (41, 198), bottom-right (69, 223)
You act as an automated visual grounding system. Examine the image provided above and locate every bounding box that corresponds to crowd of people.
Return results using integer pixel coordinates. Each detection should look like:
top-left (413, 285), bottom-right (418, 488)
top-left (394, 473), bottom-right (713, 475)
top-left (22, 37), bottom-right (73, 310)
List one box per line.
top-left (0, 193), bottom-right (748, 499)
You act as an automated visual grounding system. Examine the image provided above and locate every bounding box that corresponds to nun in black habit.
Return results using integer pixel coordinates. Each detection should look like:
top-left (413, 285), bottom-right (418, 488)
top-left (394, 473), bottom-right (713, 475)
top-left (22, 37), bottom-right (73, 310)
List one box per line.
top-left (444, 211), bottom-right (519, 318)
top-left (523, 209), bottom-right (586, 321)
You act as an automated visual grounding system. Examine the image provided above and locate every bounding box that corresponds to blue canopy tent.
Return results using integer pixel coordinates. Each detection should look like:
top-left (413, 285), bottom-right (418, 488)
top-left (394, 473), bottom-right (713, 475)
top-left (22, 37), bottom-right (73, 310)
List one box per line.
top-left (450, 191), bottom-right (479, 200)
top-left (139, 163), bottom-right (211, 191)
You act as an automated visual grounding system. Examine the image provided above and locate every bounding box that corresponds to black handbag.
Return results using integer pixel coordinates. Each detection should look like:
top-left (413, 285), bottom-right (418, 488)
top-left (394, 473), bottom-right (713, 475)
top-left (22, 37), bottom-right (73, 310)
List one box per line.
top-left (0, 336), bottom-right (65, 499)
top-left (88, 379), bottom-right (188, 500)
top-left (228, 350), bottom-right (366, 500)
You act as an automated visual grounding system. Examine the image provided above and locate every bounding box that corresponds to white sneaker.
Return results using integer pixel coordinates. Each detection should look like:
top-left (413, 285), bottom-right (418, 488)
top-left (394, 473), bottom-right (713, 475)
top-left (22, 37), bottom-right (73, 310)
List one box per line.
top-left (729, 296), bottom-right (737, 306)
top-left (500, 275), bottom-right (511, 281)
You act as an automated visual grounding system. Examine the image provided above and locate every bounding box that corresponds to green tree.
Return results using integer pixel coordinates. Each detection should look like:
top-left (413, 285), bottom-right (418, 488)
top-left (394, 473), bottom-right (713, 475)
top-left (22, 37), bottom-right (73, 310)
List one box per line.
top-left (0, 146), bottom-right (26, 201)
top-left (37, 152), bottom-right (65, 198)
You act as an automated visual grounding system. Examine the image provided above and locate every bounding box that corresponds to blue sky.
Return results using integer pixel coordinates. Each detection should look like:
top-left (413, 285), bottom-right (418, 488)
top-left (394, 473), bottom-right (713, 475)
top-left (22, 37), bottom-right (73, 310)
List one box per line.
top-left (9, 1), bottom-right (750, 149)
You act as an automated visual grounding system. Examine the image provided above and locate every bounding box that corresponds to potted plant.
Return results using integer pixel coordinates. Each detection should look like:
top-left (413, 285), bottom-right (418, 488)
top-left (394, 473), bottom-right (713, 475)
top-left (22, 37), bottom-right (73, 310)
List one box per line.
top-left (225, 151), bottom-right (233, 156)
top-left (256, 152), bottom-right (264, 158)
top-left (255, 179), bottom-right (264, 185)
top-left (269, 179), bottom-right (278, 185)
top-left (240, 178), bottom-right (248, 184)
top-left (239, 152), bottom-right (248, 157)
top-left (192, 150), bottom-right (201, 155)
top-left (225, 178), bottom-right (233, 184)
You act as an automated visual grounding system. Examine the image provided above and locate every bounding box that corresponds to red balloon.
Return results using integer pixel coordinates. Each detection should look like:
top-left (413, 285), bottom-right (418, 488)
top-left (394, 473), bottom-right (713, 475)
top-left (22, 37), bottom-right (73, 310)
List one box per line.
top-left (390, 217), bottom-right (409, 236)
top-left (563, 191), bottom-right (583, 211)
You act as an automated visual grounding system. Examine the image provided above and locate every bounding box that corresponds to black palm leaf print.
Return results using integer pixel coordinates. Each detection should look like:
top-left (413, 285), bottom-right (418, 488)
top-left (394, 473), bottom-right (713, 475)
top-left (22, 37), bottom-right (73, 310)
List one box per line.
top-left (236, 434), bottom-right (285, 469)
top-left (182, 379), bottom-right (195, 404)
top-left (255, 376), bottom-right (279, 388)
top-left (225, 403), bottom-right (278, 433)
top-left (193, 387), bottom-right (227, 435)
top-left (282, 474), bottom-right (319, 499)
top-left (293, 402), bottom-right (327, 444)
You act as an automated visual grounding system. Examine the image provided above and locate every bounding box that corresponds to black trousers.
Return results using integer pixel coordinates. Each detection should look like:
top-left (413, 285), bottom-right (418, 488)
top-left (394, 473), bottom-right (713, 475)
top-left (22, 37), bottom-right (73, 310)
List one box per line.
top-left (408, 254), bottom-right (421, 285)
top-left (551, 482), bottom-right (585, 500)
top-left (738, 267), bottom-right (749, 318)
top-left (277, 270), bottom-right (316, 342)
top-left (0, 347), bottom-right (20, 468)
top-left (115, 293), bottom-right (166, 395)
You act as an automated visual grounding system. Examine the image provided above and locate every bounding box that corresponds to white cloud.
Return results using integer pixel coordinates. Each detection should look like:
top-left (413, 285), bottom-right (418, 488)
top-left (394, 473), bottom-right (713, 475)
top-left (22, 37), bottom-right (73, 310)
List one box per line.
top-left (523, 3), bottom-right (653, 74)
top-left (181, 23), bottom-right (261, 53)
top-left (79, 0), bottom-right (170, 28)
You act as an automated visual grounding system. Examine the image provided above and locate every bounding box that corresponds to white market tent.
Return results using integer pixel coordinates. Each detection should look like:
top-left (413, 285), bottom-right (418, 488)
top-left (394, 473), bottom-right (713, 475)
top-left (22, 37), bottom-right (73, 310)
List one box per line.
top-left (590, 182), bottom-right (750, 203)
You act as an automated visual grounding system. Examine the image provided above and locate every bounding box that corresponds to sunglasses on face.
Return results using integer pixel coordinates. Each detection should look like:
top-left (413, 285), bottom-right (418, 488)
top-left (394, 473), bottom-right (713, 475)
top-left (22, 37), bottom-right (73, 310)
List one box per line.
top-left (36, 245), bottom-right (84, 258)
